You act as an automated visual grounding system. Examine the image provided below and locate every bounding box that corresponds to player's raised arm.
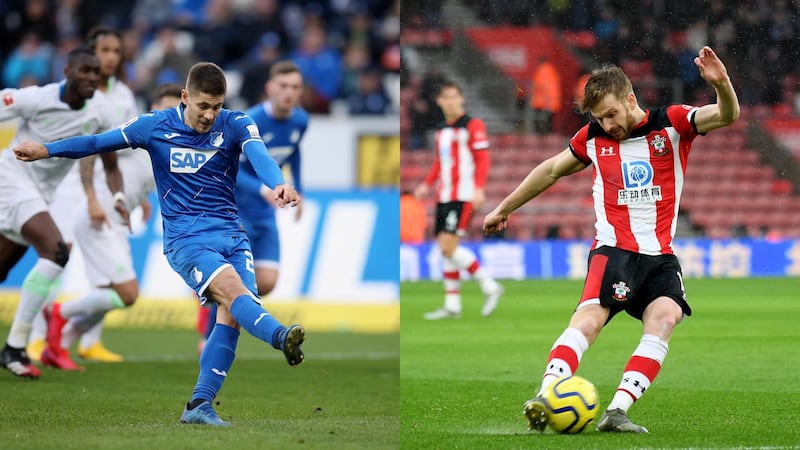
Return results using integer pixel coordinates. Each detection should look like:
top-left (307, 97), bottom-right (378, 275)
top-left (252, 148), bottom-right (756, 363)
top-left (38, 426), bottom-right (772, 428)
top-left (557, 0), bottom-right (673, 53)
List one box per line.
top-left (692, 46), bottom-right (740, 134)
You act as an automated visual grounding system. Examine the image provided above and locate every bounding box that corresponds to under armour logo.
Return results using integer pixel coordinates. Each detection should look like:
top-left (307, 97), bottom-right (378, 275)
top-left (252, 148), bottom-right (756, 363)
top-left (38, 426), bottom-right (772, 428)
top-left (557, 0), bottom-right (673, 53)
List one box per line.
top-left (600, 146), bottom-right (615, 156)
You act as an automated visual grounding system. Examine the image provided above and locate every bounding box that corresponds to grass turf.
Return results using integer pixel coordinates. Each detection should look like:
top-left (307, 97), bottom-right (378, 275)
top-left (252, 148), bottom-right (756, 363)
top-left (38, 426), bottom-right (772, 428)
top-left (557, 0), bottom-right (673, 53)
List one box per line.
top-left (401, 277), bottom-right (800, 449)
top-left (0, 327), bottom-right (398, 450)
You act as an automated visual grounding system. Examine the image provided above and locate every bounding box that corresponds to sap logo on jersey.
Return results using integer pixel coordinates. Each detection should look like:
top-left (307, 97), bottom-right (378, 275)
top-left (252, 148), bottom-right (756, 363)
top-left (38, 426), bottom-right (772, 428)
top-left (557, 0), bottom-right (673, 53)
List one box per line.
top-left (170, 148), bottom-right (219, 173)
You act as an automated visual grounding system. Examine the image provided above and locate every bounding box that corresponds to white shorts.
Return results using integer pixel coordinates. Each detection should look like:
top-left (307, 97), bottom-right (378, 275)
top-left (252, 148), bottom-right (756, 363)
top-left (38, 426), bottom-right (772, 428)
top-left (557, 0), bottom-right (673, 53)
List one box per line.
top-left (74, 211), bottom-right (136, 286)
top-left (0, 160), bottom-right (49, 246)
top-left (49, 166), bottom-right (86, 243)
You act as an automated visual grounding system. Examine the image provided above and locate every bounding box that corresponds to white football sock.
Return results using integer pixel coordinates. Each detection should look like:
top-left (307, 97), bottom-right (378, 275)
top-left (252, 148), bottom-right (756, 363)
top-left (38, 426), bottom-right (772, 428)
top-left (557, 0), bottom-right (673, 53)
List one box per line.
top-left (7, 259), bottom-right (63, 348)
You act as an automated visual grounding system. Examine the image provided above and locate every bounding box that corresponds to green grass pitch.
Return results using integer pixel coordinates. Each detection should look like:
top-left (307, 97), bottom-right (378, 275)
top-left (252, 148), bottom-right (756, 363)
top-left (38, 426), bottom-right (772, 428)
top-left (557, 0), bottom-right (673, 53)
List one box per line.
top-left (401, 277), bottom-right (800, 449)
top-left (0, 328), bottom-right (398, 450)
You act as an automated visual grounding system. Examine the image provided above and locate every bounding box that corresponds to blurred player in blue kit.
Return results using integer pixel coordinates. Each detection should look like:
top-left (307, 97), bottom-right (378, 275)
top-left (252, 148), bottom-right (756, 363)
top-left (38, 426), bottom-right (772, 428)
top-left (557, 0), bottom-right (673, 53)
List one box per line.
top-left (13, 62), bottom-right (306, 426)
top-left (199, 61), bottom-right (308, 348)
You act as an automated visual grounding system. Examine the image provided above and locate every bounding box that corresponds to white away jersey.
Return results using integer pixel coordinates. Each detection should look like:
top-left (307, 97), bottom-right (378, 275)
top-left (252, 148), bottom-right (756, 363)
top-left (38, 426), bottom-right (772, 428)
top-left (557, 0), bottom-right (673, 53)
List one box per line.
top-left (0, 82), bottom-right (115, 201)
top-left (569, 105), bottom-right (700, 255)
top-left (93, 78), bottom-right (153, 212)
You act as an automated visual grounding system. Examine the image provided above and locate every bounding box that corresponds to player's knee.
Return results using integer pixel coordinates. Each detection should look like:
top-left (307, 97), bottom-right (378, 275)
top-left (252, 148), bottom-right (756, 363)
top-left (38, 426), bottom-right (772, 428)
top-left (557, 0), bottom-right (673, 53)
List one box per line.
top-left (658, 311), bottom-right (680, 332)
top-left (111, 282), bottom-right (139, 307)
top-left (644, 300), bottom-right (682, 335)
top-left (54, 241), bottom-right (70, 267)
top-left (570, 306), bottom-right (607, 342)
top-left (256, 276), bottom-right (277, 296)
top-left (120, 289), bottom-right (139, 307)
top-left (208, 277), bottom-right (249, 308)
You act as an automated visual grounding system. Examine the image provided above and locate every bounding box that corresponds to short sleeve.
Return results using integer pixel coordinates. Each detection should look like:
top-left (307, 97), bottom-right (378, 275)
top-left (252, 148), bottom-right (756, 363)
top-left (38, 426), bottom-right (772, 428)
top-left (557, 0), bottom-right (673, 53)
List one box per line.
top-left (467, 117), bottom-right (489, 150)
top-left (0, 86), bottom-right (39, 122)
top-left (666, 104), bottom-right (700, 140)
top-left (231, 112), bottom-right (262, 149)
top-left (568, 124), bottom-right (592, 165)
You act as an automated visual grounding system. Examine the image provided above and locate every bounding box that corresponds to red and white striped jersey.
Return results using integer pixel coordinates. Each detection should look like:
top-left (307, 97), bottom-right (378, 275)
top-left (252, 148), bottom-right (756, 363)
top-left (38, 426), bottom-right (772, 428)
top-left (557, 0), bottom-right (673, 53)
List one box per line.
top-left (425, 114), bottom-right (490, 203)
top-left (570, 105), bottom-right (700, 255)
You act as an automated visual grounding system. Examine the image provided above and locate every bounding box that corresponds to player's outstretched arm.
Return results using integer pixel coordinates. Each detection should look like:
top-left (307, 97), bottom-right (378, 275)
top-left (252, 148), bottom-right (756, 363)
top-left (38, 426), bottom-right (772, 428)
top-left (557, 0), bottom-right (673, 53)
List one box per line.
top-left (692, 46), bottom-right (740, 134)
top-left (483, 148), bottom-right (586, 234)
top-left (13, 140), bottom-right (48, 161)
top-left (14, 129), bottom-right (130, 161)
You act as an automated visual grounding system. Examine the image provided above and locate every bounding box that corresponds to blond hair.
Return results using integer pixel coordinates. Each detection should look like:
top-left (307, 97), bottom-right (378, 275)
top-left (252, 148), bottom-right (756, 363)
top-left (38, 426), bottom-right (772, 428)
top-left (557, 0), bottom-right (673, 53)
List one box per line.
top-left (579, 65), bottom-right (633, 113)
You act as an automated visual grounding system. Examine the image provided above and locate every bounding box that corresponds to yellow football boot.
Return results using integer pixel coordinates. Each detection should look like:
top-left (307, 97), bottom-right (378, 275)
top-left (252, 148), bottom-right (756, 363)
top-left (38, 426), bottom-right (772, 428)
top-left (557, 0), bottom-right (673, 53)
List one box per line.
top-left (78, 342), bottom-right (123, 362)
top-left (26, 338), bottom-right (46, 362)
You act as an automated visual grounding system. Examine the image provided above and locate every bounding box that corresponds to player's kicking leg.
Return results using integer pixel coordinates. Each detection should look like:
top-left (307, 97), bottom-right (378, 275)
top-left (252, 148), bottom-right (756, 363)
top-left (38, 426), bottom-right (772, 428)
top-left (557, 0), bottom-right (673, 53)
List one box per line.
top-left (174, 239), bottom-right (304, 425)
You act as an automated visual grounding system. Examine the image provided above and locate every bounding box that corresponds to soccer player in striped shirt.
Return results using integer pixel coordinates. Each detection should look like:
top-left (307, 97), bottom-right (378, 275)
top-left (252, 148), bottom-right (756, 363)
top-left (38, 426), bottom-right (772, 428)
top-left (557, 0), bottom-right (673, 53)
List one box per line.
top-left (14, 62), bottom-right (305, 426)
top-left (414, 80), bottom-right (504, 320)
top-left (484, 46), bottom-right (740, 433)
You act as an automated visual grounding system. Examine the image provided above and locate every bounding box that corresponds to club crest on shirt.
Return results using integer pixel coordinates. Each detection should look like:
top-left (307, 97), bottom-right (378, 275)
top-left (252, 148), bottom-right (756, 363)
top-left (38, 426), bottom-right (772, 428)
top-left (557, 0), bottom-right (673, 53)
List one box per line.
top-left (210, 131), bottom-right (224, 147)
top-left (612, 281), bottom-right (630, 301)
top-left (647, 131), bottom-right (672, 157)
top-left (192, 267), bottom-right (203, 284)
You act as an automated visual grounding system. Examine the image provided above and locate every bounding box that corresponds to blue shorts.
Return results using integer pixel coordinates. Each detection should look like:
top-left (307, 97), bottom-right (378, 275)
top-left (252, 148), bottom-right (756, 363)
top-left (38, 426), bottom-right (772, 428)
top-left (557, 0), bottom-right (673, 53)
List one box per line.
top-left (165, 230), bottom-right (259, 305)
top-left (241, 215), bottom-right (279, 266)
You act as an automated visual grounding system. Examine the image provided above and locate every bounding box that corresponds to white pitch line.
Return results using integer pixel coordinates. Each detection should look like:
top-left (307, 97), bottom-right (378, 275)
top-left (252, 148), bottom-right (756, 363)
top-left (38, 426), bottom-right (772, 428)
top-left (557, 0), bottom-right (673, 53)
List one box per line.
top-left (119, 351), bottom-right (399, 363)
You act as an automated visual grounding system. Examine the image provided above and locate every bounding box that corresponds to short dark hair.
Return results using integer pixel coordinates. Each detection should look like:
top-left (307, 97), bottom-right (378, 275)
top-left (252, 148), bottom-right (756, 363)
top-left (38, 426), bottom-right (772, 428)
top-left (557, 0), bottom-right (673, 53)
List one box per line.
top-left (436, 80), bottom-right (461, 97)
top-left (155, 82), bottom-right (183, 102)
top-left (66, 47), bottom-right (97, 67)
top-left (269, 60), bottom-right (301, 79)
top-left (186, 62), bottom-right (227, 96)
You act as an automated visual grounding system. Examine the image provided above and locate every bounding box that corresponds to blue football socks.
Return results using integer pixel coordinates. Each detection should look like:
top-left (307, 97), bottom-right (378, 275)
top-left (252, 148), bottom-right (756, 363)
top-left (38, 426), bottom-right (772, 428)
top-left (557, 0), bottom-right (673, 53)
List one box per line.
top-left (229, 295), bottom-right (286, 349)
top-left (191, 323), bottom-right (239, 404)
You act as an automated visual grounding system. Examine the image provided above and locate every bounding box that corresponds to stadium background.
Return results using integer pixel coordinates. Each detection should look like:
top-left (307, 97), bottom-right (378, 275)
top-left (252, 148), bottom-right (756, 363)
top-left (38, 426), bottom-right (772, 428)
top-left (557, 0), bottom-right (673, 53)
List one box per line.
top-left (0, 0), bottom-right (400, 334)
top-left (400, 1), bottom-right (800, 280)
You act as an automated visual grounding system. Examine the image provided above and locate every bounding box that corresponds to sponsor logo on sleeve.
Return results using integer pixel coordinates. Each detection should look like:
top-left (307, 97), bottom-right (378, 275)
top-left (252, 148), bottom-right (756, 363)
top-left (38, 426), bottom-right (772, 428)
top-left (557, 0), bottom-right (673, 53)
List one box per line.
top-left (246, 124), bottom-right (260, 139)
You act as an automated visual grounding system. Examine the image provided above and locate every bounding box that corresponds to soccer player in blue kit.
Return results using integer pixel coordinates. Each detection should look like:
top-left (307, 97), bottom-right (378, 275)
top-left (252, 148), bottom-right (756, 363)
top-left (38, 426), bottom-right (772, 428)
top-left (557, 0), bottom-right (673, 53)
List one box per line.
top-left (199, 61), bottom-right (308, 346)
top-left (13, 62), bottom-right (305, 426)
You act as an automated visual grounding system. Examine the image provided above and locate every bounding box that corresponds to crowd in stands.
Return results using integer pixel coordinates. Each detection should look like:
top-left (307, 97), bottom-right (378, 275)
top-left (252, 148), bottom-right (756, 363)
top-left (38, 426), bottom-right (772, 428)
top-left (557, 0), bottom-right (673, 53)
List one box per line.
top-left (401, 2), bottom-right (800, 240)
top-left (403, 1), bottom-right (800, 117)
top-left (0, 0), bottom-right (400, 116)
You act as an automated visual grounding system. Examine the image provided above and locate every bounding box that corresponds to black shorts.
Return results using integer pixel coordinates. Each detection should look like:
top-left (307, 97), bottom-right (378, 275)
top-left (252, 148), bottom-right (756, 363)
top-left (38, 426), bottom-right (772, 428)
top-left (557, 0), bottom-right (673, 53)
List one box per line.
top-left (578, 246), bottom-right (692, 322)
top-left (434, 201), bottom-right (473, 236)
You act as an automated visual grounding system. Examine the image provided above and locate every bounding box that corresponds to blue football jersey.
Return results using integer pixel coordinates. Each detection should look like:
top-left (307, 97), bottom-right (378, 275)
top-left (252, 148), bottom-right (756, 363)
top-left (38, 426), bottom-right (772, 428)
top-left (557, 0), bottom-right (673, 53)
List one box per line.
top-left (236, 101), bottom-right (308, 221)
top-left (119, 104), bottom-right (282, 250)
